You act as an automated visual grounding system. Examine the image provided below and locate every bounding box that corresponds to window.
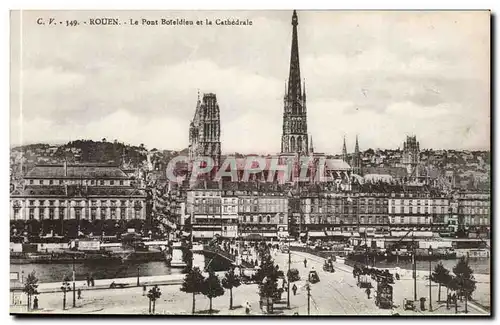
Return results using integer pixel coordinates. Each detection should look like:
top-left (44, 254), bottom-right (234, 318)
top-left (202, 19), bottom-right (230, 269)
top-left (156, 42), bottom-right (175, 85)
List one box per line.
top-left (267, 215), bottom-right (271, 223)
top-left (110, 180), bottom-right (115, 185)
top-left (90, 180), bottom-right (95, 185)
top-left (49, 200), bottom-right (54, 206)
top-left (119, 180), bottom-right (124, 185)
top-left (49, 180), bottom-right (53, 185)
top-left (100, 180), bottom-right (104, 186)
top-left (29, 200), bottom-right (35, 206)
top-left (258, 215), bottom-right (262, 223)
top-left (14, 208), bottom-right (20, 219)
top-left (121, 200), bottom-right (126, 207)
top-left (29, 180), bottom-right (34, 185)
top-left (49, 209), bottom-right (55, 220)
top-left (135, 209), bottom-right (141, 219)
top-left (91, 208), bottom-right (97, 221)
top-left (29, 209), bottom-right (34, 220)
top-left (391, 206), bottom-right (395, 214)
top-left (75, 208), bottom-right (81, 219)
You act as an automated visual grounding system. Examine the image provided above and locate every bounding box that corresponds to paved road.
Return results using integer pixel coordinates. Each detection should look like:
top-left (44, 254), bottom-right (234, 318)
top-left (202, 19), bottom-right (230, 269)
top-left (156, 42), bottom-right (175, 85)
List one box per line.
top-left (272, 251), bottom-right (392, 315)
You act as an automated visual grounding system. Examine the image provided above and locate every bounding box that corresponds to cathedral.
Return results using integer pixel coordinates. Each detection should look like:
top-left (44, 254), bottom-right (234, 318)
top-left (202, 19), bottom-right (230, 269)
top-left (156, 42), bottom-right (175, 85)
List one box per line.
top-left (188, 92), bottom-right (221, 170)
top-left (281, 10), bottom-right (310, 155)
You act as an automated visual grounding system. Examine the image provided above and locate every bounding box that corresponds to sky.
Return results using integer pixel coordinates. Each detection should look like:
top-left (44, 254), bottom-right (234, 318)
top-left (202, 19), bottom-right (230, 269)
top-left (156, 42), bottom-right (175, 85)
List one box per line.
top-left (10, 10), bottom-right (490, 154)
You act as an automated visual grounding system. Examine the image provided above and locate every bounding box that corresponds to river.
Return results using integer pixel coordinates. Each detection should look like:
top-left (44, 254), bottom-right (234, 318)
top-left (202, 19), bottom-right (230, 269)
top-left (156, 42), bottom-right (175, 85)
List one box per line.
top-left (371, 258), bottom-right (490, 275)
top-left (10, 260), bottom-right (183, 283)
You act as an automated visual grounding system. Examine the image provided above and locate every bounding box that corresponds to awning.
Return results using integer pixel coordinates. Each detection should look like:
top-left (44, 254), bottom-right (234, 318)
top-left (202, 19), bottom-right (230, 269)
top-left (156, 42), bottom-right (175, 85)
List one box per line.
top-left (326, 231), bottom-right (343, 236)
top-left (193, 231), bottom-right (216, 238)
top-left (244, 234), bottom-right (264, 240)
top-left (309, 231), bottom-right (326, 237)
top-left (263, 233), bottom-right (276, 238)
top-left (299, 233), bottom-right (307, 237)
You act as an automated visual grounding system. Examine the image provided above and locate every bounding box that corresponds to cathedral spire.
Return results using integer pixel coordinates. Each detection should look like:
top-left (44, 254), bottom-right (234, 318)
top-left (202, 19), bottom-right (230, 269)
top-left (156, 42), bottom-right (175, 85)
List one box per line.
top-left (303, 78), bottom-right (306, 100)
top-left (288, 9), bottom-right (302, 103)
top-left (342, 136), bottom-right (348, 162)
top-left (310, 135), bottom-right (314, 154)
top-left (355, 134), bottom-right (359, 155)
top-left (281, 10), bottom-right (308, 154)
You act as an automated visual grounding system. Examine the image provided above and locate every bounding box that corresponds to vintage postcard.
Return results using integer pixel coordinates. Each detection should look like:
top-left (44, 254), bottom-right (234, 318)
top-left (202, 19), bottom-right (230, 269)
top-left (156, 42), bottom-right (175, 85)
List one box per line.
top-left (9, 10), bottom-right (490, 316)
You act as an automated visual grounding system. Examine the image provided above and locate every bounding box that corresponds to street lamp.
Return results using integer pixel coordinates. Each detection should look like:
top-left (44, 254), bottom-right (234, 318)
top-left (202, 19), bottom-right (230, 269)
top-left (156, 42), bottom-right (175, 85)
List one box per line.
top-left (287, 238), bottom-right (291, 309)
top-left (137, 265), bottom-right (140, 287)
top-left (428, 246), bottom-right (433, 312)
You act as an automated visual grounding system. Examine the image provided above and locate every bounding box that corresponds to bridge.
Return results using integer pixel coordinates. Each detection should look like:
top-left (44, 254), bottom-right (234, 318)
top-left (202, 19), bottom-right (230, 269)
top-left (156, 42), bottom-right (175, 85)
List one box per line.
top-left (198, 245), bottom-right (254, 269)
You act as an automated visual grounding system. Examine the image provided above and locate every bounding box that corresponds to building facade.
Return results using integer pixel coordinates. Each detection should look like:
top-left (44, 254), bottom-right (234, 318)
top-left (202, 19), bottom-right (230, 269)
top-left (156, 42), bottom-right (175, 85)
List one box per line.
top-left (456, 191), bottom-right (490, 235)
top-left (10, 163), bottom-right (147, 237)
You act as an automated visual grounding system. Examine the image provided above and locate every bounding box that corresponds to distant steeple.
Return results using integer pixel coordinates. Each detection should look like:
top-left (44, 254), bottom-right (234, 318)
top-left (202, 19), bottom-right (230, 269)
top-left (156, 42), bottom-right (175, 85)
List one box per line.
top-left (342, 136), bottom-right (348, 162)
top-left (352, 134), bottom-right (361, 173)
top-left (355, 134), bottom-right (359, 156)
top-left (310, 135), bottom-right (314, 154)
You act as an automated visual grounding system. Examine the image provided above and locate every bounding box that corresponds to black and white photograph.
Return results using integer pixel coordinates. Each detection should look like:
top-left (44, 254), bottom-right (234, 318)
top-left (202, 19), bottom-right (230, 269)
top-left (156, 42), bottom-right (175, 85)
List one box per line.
top-left (9, 9), bottom-right (491, 316)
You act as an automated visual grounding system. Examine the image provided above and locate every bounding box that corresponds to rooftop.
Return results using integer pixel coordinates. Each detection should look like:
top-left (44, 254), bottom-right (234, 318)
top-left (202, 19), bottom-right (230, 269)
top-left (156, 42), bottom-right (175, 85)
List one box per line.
top-left (25, 163), bottom-right (129, 179)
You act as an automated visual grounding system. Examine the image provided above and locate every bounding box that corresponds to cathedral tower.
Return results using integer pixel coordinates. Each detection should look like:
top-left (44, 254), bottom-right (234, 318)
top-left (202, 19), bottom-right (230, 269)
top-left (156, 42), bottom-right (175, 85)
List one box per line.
top-left (281, 10), bottom-right (309, 155)
top-left (188, 92), bottom-right (221, 170)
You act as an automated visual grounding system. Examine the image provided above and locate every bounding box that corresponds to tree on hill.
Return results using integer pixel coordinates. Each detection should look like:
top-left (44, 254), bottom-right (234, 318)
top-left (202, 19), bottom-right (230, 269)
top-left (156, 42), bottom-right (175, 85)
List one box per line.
top-left (202, 270), bottom-right (225, 314)
top-left (180, 267), bottom-right (206, 314)
top-left (222, 268), bottom-right (241, 310)
top-left (431, 262), bottom-right (451, 302)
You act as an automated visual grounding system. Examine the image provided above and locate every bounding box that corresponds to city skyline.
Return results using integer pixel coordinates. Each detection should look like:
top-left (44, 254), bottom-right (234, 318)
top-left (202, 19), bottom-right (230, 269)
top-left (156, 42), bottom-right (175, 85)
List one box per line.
top-left (11, 10), bottom-right (490, 153)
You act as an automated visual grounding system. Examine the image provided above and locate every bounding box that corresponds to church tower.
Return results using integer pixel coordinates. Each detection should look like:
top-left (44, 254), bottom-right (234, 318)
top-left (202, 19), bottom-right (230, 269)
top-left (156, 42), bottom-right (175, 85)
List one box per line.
top-left (402, 135), bottom-right (420, 177)
top-left (188, 92), bottom-right (221, 170)
top-left (352, 135), bottom-right (361, 174)
top-left (342, 136), bottom-right (348, 162)
top-left (281, 10), bottom-right (309, 155)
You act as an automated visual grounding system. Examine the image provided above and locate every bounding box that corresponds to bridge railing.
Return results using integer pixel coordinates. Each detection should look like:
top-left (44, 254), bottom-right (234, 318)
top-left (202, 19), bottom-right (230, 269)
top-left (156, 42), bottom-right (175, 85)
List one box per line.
top-left (202, 245), bottom-right (254, 268)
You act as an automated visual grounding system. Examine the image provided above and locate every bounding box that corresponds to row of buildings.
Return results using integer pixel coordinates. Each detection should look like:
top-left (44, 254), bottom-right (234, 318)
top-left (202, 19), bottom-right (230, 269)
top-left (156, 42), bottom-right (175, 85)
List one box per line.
top-left (9, 160), bottom-right (490, 241)
top-left (182, 181), bottom-right (490, 241)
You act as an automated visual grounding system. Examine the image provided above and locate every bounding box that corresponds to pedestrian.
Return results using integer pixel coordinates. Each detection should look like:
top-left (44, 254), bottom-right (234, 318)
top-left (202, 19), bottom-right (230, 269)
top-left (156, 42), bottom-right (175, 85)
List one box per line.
top-left (304, 258), bottom-right (307, 268)
top-left (86, 275), bottom-right (90, 287)
top-left (33, 296), bottom-right (39, 310)
top-left (143, 285), bottom-right (147, 296)
top-left (245, 301), bottom-right (251, 315)
top-left (292, 284), bottom-right (297, 296)
top-left (90, 277), bottom-right (95, 287)
top-left (447, 293), bottom-right (451, 309)
top-left (77, 288), bottom-right (82, 299)
top-left (366, 287), bottom-right (371, 299)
